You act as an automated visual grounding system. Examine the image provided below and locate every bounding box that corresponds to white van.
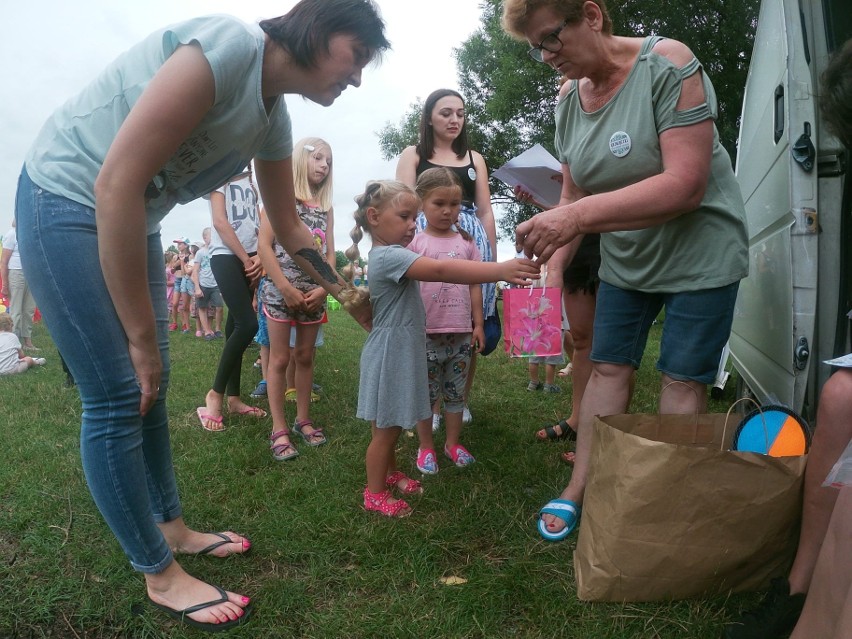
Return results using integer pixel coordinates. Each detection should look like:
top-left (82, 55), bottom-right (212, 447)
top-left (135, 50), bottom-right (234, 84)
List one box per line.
top-left (729, 0), bottom-right (851, 420)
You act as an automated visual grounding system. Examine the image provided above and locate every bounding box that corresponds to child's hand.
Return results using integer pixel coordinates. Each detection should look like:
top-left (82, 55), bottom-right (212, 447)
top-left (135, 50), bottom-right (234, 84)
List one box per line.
top-left (282, 285), bottom-right (308, 312)
top-left (499, 258), bottom-right (539, 286)
top-left (471, 325), bottom-right (485, 353)
top-left (194, 289), bottom-right (203, 299)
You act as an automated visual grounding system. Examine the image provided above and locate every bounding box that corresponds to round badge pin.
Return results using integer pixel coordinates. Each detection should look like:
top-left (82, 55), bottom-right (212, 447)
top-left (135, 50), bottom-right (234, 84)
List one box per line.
top-left (468, 167), bottom-right (477, 181)
top-left (609, 131), bottom-right (631, 158)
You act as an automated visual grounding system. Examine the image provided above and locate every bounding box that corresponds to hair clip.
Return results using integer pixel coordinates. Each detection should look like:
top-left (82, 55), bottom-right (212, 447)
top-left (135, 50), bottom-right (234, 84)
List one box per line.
top-left (304, 145), bottom-right (315, 152)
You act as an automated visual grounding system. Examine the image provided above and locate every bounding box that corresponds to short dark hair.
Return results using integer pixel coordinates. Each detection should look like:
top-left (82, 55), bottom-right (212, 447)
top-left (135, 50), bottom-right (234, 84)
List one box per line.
top-left (417, 89), bottom-right (470, 161)
top-left (260, 0), bottom-right (390, 69)
top-left (820, 38), bottom-right (852, 148)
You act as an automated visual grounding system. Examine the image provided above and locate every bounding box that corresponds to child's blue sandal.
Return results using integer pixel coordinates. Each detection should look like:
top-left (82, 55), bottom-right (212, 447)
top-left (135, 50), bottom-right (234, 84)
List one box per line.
top-left (537, 499), bottom-right (581, 542)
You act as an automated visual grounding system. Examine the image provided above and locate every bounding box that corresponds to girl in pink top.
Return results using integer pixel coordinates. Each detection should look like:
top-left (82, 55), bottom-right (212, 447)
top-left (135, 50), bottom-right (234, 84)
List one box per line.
top-left (408, 168), bottom-right (483, 474)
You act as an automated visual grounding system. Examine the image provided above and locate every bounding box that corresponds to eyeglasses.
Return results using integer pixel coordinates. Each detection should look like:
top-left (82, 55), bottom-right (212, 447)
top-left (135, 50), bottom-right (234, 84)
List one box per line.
top-left (528, 18), bottom-right (571, 62)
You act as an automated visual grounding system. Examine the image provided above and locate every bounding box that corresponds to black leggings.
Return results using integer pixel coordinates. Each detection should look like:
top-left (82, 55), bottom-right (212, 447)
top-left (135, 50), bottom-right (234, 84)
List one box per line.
top-left (210, 254), bottom-right (259, 397)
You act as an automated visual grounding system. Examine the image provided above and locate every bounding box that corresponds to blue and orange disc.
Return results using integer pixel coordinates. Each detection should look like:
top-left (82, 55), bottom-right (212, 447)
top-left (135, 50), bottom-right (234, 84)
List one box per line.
top-left (732, 405), bottom-right (811, 456)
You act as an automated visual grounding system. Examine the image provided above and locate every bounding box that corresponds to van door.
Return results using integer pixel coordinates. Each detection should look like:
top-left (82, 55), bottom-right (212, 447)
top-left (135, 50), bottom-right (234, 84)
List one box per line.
top-left (730, 0), bottom-right (850, 418)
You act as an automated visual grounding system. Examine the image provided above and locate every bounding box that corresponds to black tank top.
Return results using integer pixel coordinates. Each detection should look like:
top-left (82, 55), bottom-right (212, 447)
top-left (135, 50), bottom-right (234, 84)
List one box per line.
top-left (415, 149), bottom-right (477, 205)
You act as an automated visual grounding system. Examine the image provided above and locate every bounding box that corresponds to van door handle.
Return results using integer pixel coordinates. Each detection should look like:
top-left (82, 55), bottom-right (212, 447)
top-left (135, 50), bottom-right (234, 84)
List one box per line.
top-left (792, 122), bottom-right (815, 172)
top-left (774, 85), bottom-right (784, 143)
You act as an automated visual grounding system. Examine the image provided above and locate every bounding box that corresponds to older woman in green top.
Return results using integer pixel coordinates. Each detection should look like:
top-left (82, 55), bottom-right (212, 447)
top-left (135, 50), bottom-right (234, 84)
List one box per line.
top-left (502, 0), bottom-right (749, 542)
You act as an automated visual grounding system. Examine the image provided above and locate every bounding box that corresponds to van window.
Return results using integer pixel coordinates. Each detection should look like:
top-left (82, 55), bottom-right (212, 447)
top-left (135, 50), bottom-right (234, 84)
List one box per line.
top-left (823, 0), bottom-right (852, 51)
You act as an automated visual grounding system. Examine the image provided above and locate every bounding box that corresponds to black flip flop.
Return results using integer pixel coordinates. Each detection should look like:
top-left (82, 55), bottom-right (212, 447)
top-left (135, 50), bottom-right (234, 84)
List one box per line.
top-left (536, 419), bottom-right (577, 442)
top-left (149, 585), bottom-right (252, 633)
top-left (195, 532), bottom-right (249, 557)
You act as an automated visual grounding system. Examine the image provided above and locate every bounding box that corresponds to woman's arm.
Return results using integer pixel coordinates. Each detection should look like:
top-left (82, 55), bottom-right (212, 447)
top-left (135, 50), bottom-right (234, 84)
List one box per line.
top-left (93, 43), bottom-right (216, 413)
top-left (471, 150), bottom-right (498, 259)
top-left (255, 157), bottom-right (371, 327)
top-left (469, 284), bottom-right (484, 352)
top-left (516, 40), bottom-right (713, 262)
top-left (257, 214), bottom-right (307, 312)
top-left (0, 248), bottom-right (11, 298)
top-left (395, 146), bottom-right (419, 188)
top-left (304, 206), bottom-right (336, 312)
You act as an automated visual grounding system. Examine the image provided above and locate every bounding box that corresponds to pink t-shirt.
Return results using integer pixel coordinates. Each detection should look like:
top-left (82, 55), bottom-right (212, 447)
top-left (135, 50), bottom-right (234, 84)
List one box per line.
top-left (407, 232), bottom-right (482, 334)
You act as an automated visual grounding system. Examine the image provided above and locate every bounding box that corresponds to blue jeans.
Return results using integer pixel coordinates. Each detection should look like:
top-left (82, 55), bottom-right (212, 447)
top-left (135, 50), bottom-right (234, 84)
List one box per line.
top-left (15, 166), bottom-right (179, 573)
top-left (591, 280), bottom-right (740, 385)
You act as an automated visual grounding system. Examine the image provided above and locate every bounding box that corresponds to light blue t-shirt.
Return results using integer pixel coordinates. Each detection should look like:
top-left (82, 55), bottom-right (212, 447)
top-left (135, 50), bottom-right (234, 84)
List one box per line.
top-left (25, 15), bottom-right (292, 232)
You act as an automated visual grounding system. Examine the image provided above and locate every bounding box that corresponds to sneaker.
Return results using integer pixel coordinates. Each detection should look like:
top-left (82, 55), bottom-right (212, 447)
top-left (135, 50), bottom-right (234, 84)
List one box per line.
top-left (416, 448), bottom-right (438, 474)
top-left (250, 380), bottom-right (267, 398)
top-left (527, 380), bottom-right (543, 392)
top-left (195, 330), bottom-right (203, 337)
top-left (543, 383), bottom-right (561, 393)
top-left (204, 333), bottom-right (215, 341)
top-left (462, 405), bottom-right (472, 425)
top-left (723, 578), bottom-right (806, 639)
top-left (168, 323), bottom-right (178, 331)
top-left (431, 413), bottom-right (441, 432)
top-left (33, 357), bottom-right (47, 366)
top-left (214, 331), bottom-right (223, 338)
top-left (312, 382), bottom-right (323, 394)
top-left (445, 444), bottom-right (475, 467)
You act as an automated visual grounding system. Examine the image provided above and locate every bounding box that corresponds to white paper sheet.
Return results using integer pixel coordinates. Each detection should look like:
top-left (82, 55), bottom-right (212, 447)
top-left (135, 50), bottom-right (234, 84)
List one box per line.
top-left (824, 353), bottom-right (852, 368)
top-left (492, 144), bottom-right (562, 209)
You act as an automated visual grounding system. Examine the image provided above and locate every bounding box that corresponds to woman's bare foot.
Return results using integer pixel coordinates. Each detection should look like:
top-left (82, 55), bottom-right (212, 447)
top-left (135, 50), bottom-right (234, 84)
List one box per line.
top-left (146, 561), bottom-right (249, 626)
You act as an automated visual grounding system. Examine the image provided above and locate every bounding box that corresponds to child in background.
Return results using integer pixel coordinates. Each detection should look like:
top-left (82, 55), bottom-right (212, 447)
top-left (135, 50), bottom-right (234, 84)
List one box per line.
top-left (527, 355), bottom-right (563, 393)
top-left (344, 179), bottom-right (538, 517)
top-left (259, 138), bottom-right (335, 460)
top-left (184, 243), bottom-right (200, 335)
top-left (165, 251), bottom-right (176, 304)
top-left (192, 229), bottom-right (224, 341)
top-left (0, 314), bottom-right (45, 375)
top-left (408, 168), bottom-right (483, 474)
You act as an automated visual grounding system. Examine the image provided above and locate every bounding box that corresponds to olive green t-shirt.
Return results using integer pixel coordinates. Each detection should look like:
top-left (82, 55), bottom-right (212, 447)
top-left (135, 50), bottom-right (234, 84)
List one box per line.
top-left (554, 35), bottom-right (748, 293)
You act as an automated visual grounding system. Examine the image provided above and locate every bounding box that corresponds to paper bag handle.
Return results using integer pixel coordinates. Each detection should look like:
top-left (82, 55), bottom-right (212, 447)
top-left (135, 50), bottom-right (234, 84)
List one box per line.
top-left (658, 380), bottom-right (700, 427)
top-left (722, 397), bottom-right (768, 452)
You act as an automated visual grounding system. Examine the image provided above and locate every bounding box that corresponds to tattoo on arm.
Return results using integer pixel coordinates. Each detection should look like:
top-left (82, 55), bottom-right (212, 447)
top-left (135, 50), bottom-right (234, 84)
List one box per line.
top-left (296, 248), bottom-right (338, 285)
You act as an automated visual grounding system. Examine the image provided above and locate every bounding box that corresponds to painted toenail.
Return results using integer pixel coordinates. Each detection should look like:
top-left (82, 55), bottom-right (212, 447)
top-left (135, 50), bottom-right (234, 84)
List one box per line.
top-left (242, 596), bottom-right (250, 604)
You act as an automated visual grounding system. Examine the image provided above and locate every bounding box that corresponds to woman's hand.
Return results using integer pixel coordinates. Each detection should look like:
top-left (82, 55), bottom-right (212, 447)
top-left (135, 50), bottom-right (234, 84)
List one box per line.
top-left (243, 255), bottom-right (263, 285)
top-left (498, 258), bottom-right (540, 286)
top-left (128, 336), bottom-right (162, 416)
top-left (515, 209), bottom-right (581, 263)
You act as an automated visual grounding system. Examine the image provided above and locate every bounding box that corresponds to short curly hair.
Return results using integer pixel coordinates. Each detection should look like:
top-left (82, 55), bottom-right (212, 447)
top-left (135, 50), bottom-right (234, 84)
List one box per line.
top-left (502, 0), bottom-right (612, 40)
top-left (0, 314), bottom-right (13, 332)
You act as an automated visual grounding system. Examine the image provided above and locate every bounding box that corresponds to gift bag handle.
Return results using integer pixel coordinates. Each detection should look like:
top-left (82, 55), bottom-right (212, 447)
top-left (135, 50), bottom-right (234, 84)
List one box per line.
top-left (659, 380), bottom-right (700, 427)
top-left (527, 264), bottom-right (547, 296)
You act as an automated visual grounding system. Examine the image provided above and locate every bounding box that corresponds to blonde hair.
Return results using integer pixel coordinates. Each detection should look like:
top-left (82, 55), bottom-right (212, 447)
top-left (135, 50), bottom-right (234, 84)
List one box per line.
top-left (415, 167), bottom-right (473, 242)
top-left (292, 137), bottom-right (334, 210)
top-left (339, 180), bottom-right (419, 307)
top-left (0, 314), bottom-right (13, 332)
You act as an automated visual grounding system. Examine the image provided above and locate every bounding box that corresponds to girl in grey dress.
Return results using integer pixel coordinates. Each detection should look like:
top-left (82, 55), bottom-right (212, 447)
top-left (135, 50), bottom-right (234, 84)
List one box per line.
top-left (343, 180), bottom-right (538, 518)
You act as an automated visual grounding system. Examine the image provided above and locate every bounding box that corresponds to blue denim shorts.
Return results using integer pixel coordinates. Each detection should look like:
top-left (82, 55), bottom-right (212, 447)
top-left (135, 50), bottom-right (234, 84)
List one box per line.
top-left (590, 280), bottom-right (740, 384)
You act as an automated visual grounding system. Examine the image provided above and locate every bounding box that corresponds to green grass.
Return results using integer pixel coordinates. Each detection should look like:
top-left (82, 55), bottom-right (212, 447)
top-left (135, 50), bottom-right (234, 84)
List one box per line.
top-left (0, 307), bottom-right (755, 638)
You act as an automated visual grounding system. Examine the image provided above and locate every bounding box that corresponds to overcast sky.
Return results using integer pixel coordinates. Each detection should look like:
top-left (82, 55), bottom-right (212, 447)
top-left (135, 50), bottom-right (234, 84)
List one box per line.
top-left (1, 0), bottom-right (520, 261)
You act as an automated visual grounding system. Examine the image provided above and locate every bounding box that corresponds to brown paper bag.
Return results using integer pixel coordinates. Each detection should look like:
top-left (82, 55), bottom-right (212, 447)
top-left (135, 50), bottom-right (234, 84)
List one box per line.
top-left (574, 413), bottom-right (807, 602)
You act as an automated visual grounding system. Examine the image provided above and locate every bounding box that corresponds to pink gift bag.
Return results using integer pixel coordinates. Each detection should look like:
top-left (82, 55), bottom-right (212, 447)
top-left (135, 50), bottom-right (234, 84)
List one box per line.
top-left (502, 284), bottom-right (562, 357)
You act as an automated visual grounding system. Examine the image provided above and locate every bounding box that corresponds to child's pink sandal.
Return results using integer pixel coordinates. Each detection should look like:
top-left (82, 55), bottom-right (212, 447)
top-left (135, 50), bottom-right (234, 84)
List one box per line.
top-left (269, 429), bottom-right (298, 461)
top-left (385, 471), bottom-right (423, 495)
top-left (363, 488), bottom-right (411, 518)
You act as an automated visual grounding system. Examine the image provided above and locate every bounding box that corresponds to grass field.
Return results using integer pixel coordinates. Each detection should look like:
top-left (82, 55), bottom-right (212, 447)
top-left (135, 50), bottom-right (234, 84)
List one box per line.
top-left (0, 306), bottom-right (760, 638)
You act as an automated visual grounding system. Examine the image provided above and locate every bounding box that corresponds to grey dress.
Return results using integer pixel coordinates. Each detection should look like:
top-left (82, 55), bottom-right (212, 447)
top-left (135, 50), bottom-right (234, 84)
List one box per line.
top-left (356, 245), bottom-right (432, 428)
